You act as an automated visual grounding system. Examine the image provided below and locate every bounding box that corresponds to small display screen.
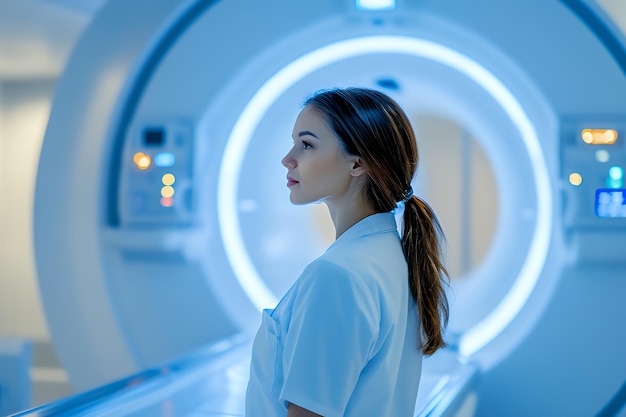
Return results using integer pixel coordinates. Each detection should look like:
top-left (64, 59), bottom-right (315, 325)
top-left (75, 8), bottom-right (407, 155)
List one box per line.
top-left (595, 189), bottom-right (626, 218)
top-left (143, 128), bottom-right (165, 146)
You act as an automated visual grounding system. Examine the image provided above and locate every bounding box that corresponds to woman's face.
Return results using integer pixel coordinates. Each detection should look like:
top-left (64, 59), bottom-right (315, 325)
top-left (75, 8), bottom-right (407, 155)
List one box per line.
top-left (281, 105), bottom-right (355, 205)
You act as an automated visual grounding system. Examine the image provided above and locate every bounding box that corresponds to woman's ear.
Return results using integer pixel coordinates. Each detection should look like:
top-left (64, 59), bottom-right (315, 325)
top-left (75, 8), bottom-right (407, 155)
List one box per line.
top-left (350, 157), bottom-right (368, 177)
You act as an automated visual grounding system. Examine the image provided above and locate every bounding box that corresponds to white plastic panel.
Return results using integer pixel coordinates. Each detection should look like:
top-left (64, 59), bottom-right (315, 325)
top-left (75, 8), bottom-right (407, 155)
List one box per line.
top-left (120, 121), bottom-right (195, 226)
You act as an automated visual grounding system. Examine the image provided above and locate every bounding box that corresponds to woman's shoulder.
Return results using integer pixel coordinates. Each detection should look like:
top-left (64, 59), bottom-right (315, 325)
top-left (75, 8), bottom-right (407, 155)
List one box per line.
top-left (300, 253), bottom-right (377, 295)
top-left (296, 257), bottom-right (380, 313)
top-left (325, 231), bottom-right (402, 269)
top-left (302, 256), bottom-right (354, 282)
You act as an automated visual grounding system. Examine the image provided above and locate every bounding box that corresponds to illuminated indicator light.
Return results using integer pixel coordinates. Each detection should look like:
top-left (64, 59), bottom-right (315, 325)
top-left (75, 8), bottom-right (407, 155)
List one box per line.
top-left (133, 152), bottom-right (143, 165)
top-left (162, 173), bottom-right (176, 186)
top-left (607, 166), bottom-right (624, 189)
top-left (220, 35), bottom-right (553, 360)
top-left (581, 129), bottom-right (618, 145)
top-left (356, 0), bottom-right (396, 10)
top-left (155, 152), bottom-right (175, 167)
top-left (161, 186), bottom-right (175, 198)
top-left (595, 150), bottom-right (610, 163)
top-left (138, 156), bottom-right (151, 170)
top-left (569, 173), bottom-right (583, 186)
top-left (160, 197), bottom-right (174, 207)
top-left (609, 166), bottom-right (623, 180)
top-left (133, 152), bottom-right (151, 170)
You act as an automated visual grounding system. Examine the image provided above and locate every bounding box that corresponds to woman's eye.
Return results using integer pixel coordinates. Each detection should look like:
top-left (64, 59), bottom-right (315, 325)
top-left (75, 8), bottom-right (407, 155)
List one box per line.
top-left (302, 141), bottom-right (312, 150)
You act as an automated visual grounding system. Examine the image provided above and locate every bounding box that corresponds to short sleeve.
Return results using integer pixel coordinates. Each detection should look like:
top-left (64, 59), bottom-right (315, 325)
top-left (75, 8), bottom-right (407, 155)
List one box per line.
top-left (279, 259), bottom-right (380, 416)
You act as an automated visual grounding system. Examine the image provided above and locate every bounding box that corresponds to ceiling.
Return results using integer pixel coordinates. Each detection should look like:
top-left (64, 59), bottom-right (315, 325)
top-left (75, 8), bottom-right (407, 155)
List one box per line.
top-left (0, 0), bottom-right (106, 80)
top-left (0, 0), bottom-right (623, 82)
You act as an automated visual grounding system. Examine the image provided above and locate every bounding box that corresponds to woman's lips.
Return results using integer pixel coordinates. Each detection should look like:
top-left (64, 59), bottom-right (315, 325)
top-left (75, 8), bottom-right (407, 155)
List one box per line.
top-left (287, 176), bottom-right (299, 187)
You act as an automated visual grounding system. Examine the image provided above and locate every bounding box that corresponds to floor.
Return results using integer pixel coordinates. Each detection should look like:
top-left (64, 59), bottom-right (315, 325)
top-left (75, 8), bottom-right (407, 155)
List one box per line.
top-left (13, 333), bottom-right (479, 417)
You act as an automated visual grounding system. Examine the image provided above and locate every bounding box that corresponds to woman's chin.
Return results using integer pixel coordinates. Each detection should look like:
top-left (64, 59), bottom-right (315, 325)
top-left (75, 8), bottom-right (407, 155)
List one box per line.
top-left (289, 196), bottom-right (307, 205)
top-left (289, 193), bottom-right (313, 206)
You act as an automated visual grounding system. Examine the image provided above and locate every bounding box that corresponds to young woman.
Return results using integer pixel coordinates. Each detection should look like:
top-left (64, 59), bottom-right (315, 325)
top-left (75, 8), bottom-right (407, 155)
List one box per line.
top-left (245, 87), bottom-right (449, 417)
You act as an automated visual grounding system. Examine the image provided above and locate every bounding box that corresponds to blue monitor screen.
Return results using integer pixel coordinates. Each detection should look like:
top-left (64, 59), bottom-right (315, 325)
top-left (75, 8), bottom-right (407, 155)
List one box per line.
top-left (595, 189), bottom-right (626, 218)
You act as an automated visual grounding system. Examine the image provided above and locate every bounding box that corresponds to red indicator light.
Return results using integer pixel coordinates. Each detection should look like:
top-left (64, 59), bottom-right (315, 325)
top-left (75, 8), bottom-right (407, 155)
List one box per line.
top-left (160, 197), bottom-right (174, 207)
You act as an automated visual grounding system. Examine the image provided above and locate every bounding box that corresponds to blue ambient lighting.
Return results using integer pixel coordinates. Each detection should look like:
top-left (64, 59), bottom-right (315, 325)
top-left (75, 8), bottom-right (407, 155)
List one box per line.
top-left (218, 36), bottom-right (551, 358)
top-left (154, 152), bottom-right (175, 167)
top-left (356, 0), bottom-right (396, 11)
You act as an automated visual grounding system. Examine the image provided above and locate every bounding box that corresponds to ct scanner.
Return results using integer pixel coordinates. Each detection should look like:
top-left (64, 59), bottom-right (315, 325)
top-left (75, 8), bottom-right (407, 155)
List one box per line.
top-left (21, 0), bottom-right (626, 415)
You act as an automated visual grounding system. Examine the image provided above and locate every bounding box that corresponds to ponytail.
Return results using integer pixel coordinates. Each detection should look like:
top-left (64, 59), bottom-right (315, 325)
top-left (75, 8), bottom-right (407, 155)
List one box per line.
top-left (303, 86), bottom-right (450, 355)
top-left (402, 196), bottom-right (449, 355)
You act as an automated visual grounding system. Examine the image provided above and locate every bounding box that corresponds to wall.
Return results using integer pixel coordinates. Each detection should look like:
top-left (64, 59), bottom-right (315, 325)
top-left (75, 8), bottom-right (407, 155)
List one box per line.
top-left (598, 0), bottom-right (626, 35)
top-left (0, 79), bottom-right (72, 406)
top-left (0, 79), bottom-right (53, 340)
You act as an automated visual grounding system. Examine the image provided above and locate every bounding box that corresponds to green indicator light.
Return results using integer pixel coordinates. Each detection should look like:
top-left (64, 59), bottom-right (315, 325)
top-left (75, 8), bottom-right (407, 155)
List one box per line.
top-left (606, 166), bottom-right (624, 189)
top-left (609, 166), bottom-right (623, 180)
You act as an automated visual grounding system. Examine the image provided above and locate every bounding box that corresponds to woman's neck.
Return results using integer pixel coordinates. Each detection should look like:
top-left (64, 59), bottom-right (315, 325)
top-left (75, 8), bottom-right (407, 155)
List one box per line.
top-left (326, 196), bottom-right (376, 239)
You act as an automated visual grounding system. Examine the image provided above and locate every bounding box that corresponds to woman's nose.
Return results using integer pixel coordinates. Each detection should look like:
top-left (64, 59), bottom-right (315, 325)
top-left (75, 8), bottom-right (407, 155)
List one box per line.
top-left (282, 149), bottom-right (296, 168)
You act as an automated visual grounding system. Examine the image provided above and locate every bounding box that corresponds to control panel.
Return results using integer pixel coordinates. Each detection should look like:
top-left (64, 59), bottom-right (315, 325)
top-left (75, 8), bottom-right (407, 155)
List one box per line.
top-left (561, 117), bottom-right (626, 230)
top-left (119, 121), bottom-right (195, 226)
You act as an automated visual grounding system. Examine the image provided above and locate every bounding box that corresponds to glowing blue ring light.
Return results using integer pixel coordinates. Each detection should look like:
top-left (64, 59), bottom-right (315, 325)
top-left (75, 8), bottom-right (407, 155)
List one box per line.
top-left (217, 35), bottom-right (552, 356)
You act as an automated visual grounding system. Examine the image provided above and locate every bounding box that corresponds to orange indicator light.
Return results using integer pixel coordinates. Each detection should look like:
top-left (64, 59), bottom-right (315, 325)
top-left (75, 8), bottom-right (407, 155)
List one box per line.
top-left (133, 152), bottom-right (152, 170)
top-left (581, 129), bottom-right (618, 145)
top-left (160, 197), bottom-right (174, 207)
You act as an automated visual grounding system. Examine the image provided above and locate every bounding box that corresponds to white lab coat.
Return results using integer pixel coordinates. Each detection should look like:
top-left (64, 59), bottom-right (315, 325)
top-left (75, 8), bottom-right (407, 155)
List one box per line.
top-left (246, 212), bottom-right (422, 417)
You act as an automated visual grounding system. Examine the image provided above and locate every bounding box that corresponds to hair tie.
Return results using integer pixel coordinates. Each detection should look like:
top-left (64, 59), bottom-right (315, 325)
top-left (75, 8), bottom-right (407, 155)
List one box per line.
top-left (402, 186), bottom-right (414, 203)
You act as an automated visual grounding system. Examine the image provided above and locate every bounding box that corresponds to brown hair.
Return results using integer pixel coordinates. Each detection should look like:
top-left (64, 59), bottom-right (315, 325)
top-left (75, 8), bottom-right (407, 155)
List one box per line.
top-left (304, 87), bottom-right (449, 355)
